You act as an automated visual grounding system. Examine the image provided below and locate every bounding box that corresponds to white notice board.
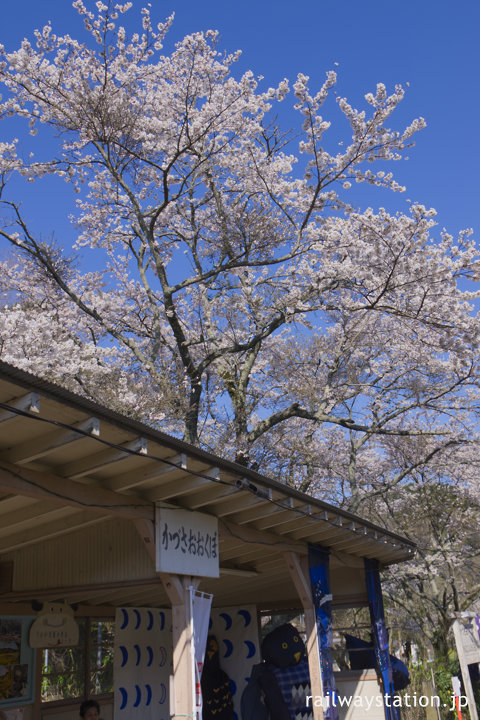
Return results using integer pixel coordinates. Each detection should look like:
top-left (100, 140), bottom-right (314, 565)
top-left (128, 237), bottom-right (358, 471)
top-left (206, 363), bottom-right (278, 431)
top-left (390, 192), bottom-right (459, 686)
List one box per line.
top-left (155, 506), bottom-right (219, 577)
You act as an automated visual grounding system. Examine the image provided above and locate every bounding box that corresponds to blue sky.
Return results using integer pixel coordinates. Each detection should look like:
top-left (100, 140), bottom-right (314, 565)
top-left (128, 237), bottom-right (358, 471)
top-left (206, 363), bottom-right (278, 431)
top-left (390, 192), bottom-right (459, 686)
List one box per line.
top-left (1, 0), bottom-right (479, 242)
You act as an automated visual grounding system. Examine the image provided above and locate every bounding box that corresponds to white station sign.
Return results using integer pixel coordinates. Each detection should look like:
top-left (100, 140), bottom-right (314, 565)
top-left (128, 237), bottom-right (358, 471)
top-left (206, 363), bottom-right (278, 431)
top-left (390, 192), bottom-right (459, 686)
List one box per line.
top-left (452, 619), bottom-right (480, 665)
top-left (155, 507), bottom-right (219, 577)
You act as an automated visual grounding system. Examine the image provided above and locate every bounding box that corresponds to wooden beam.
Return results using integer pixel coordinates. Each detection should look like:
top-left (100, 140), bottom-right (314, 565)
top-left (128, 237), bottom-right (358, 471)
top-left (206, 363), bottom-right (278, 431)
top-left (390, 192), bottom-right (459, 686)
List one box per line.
top-left (0, 460), bottom-right (154, 520)
top-left (290, 524), bottom-right (347, 542)
top-left (218, 518), bottom-right (308, 555)
top-left (0, 576), bottom-right (164, 602)
top-left (0, 509), bottom-right (107, 552)
top-left (0, 567), bottom-right (249, 602)
top-left (143, 465), bottom-right (219, 502)
top-left (133, 518), bottom-right (156, 565)
top-left (176, 468), bottom-right (227, 509)
top-left (284, 552), bottom-right (324, 720)
top-left (58, 437), bottom-right (148, 479)
top-left (218, 544), bottom-right (272, 565)
top-left (329, 533), bottom-right (379, 554)
top-left (275, 511), bottom-right (341, 536)
top-left (159, 572), bottom-right (186, 607)
top-left (208, 493), bottom-right (270, 517)
top-left (252, 508), bottom-right (296, 531)
top-left (0, 499), bottom-right (73, 535)
top-left (284, 551), bottom-right (312, 607)
top-left (105, 453), bottom-right (188, 492)
top-left (3, 417), bottom-right (100, 464)
top-left (144, 474), bottom-right (212, 502)
top-left (228, 502), bottom-right (289, 526)
top-left (219, 565), bottom-right (259, 578)
top-left (0, 392), bottom-right (40, 422)
top-left (0, 494), bottom-right (33, 511)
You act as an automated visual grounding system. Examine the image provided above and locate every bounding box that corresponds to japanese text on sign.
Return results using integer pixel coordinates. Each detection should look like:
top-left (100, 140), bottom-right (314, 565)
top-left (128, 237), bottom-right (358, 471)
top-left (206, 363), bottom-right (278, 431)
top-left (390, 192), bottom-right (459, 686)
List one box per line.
top-left (155, 507), bottom-right (219, 577)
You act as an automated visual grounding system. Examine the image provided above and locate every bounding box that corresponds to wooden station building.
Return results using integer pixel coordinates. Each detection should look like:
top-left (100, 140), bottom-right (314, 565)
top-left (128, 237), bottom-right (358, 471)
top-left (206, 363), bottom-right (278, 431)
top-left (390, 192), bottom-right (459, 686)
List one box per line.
top-left (0, 362), bottom-right (415, 720)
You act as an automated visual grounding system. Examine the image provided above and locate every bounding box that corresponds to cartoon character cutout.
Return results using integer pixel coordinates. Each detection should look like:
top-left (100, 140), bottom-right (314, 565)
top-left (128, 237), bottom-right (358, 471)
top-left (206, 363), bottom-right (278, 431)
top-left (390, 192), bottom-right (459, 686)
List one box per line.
top-left (29, 601), bottom-right (79, 648)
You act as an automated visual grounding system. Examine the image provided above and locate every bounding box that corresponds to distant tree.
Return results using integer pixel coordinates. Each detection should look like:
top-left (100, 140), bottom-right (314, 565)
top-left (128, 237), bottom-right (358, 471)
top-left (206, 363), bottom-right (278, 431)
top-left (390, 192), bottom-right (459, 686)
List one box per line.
top-left (376, 461), bottom-right (480, 662)
top-left (0, 0), bottom-right (478, 497)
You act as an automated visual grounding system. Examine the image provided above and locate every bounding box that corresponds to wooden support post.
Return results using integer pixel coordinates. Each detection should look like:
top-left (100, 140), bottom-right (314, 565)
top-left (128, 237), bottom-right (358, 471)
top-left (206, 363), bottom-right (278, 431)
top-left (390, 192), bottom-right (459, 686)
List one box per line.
top-left (133, 518), bottom-right (156, 565)
top-left (161, 573), bottom-right (200, 720)
top-left (133, 520), bottom-right (202, 720)
top-left (284, 551), bottom-right (325, 720)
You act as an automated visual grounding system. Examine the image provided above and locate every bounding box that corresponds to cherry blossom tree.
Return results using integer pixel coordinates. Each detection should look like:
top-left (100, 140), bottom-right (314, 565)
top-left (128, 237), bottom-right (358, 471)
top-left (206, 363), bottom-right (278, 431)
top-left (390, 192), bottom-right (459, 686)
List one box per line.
top-left (0, 0), bottom-right (478, 498)
top-left (2, 3), bottom-right (480, 662)
top-left (380, 475), bottom-right (480, 662)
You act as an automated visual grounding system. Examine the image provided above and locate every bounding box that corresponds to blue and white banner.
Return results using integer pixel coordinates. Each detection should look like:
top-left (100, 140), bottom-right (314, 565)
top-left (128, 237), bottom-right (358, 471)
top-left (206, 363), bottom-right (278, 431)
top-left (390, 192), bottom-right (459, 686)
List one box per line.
top-left (114, 604), bottom-right (259, 720)
top-left (209, 605), bottom-right (260, 717)
top-left (114, 607), bottom-right (171, 720)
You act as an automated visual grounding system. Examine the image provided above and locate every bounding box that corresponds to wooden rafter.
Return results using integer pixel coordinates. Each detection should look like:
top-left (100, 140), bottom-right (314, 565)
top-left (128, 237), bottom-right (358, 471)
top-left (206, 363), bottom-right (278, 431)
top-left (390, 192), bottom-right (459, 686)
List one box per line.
top-left (0, 459), bottom-right (154, 520)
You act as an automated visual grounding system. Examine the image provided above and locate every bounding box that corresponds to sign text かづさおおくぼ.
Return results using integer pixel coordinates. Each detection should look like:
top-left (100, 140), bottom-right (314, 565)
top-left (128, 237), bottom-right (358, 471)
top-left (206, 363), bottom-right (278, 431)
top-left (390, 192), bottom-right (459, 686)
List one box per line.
top-left (155, 507), bottom-right (219, 577)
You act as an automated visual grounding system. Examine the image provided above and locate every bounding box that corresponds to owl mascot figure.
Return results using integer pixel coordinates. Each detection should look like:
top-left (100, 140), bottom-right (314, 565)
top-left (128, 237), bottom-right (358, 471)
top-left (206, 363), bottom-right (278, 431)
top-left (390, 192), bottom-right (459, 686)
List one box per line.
top-left (241, 623), bottom-right (313, 720)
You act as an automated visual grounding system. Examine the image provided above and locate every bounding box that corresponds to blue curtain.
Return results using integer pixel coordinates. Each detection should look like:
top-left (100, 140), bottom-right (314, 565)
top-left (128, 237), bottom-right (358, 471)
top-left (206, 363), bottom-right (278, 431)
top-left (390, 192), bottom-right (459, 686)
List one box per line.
top-left (308, 545), bottom-right (338, 720)
top-left (364, 558), bottom-right (401, 720)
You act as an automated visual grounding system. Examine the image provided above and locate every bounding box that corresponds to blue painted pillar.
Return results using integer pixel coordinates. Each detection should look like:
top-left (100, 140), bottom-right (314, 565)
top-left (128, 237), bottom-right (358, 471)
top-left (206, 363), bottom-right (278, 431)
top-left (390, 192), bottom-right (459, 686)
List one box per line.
top-left (308, 545), bottom-right (339, 720)
top-left (364, 558), bottom-right (401, 720)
